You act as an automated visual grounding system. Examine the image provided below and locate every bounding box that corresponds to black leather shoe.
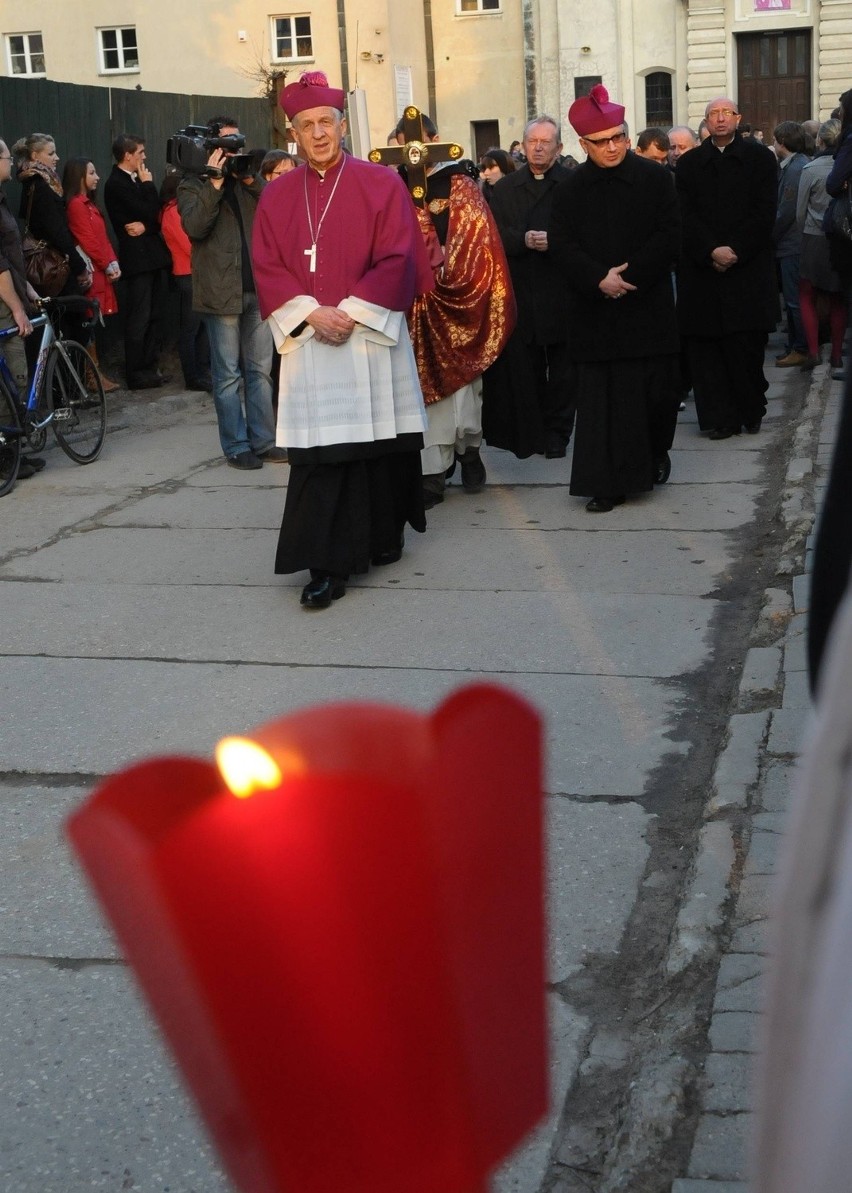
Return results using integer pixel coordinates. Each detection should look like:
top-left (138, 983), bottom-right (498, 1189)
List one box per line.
top-left (544, 432), bottom-right (568, 459)
top-left (655, 453), bottom-right (672, 484)
top-left (743, 420), bottom-right (762, 434)
top-left (300, 574), bottom-right (346, 609)
top-left (372, 535), bottom-right (404, 567)
top-left (585, 495), bottom-right (625, 513)
top-left (226, 451), bottom-right (263, 470)
top-left (707, 426), bottom-right (739, 441)
top-left (459, 448), bottom-right (486, 493)
top-left (423, 474), bottom-right (445, 510)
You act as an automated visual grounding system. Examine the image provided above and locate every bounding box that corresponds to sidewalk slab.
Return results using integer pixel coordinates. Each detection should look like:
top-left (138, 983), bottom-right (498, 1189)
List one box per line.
top-left (0, 579), bottom-right (715, 679)
top-left (743, 826), bottom-right (784, 877)
top-left (672, 1182), bottom-right (749, 1192)
top-left (0, 959), bottom-right (230, 1193)
top-left (766, 708), bottom-right (808, 757)
top-left (705, 713), bottom-right (770, 815)
top-left (709, 1011), bottom-right (761, 1054)
top-left (738, 647), bottom-right (781, 703)
top-left (701, 1052), bottom-right (754, 1114)
top-left (0, 658), bottom-right (686, 799)
top-left (687, 1113), bottom-right (753, 1182)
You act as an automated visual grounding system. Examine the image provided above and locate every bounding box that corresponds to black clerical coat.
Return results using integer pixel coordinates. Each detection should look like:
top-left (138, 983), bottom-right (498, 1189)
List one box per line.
top-left (549, 152), bottom-right (680, 360)
top-left (487, 161), bottom-right (573, 344)
top-left (675, 133), bottom-right (778, 336)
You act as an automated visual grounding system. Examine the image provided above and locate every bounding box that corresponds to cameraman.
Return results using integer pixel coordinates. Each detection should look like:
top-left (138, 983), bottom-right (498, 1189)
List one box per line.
top-left (177, 116), bottom-right (282, 469)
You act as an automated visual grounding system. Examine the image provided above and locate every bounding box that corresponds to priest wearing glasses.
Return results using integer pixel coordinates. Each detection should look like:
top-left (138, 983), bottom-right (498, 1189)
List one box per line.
top-left (549, 85), bottom-right (681, 514)
top-left (252, 72), bottom-right (434, 609)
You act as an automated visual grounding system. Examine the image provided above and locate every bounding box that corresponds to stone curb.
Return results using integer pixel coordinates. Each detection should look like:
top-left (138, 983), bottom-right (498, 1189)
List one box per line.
top-left (662, 366), bottom-right (834, 1190)
top-left (672, 1182), bottom-right (748, 1192)
top-left (665, 367), bottom-right (827, 978)
top-left (704, 712), bottom-right (771, 818)
top-left (666, 822), bottom-right (736, 975)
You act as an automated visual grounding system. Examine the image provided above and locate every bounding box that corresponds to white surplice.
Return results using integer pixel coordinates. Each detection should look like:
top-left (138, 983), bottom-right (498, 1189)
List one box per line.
top-left (267, 295), bottom-right (427, 449)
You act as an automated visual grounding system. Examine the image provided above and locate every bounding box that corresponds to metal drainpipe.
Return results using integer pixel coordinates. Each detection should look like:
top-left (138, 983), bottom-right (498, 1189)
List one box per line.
top-left (523, 0), bottom-right (537, 119)
top-left (338, 0), bottom-right (350, 92)
top-left (423, 0), bottom-right (437, 121)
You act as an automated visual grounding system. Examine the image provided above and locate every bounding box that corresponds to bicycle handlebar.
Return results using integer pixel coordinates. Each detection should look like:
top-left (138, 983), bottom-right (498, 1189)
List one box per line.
top-left (0, 314), bottom-right (48, 339)
top-left (0, 295), bottom-right (102, 346)
top-left (36, 295), bottom-right (102, 315)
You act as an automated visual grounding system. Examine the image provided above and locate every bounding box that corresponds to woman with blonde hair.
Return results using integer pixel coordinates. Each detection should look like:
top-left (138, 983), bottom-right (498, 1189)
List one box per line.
top-left (13, 132), bottom-right (91, 297)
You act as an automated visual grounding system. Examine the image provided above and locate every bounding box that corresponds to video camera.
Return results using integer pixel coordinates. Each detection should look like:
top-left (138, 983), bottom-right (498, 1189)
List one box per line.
top-left (166, 123), bottom-right (259, 179)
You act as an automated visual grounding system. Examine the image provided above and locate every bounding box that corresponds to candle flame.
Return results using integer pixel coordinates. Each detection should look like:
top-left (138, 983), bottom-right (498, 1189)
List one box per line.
top-left (216, 737), bottom-right (302, 799)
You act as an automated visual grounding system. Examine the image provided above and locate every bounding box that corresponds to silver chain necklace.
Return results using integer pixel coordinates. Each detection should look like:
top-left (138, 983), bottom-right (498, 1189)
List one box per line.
top-left (303, 155), bottom-right (347, 275)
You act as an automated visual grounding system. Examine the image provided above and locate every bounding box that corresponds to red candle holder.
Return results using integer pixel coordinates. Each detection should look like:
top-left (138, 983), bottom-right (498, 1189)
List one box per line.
top-left (67, 682), bottom-right (547, 1193)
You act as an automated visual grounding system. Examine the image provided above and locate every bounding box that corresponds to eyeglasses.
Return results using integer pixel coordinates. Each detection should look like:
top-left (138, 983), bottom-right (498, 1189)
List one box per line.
top-left (0, 154), bottom-right (11, 161)
top-left (707, 109), bottom-right (738, 119)
top-left (581, 132), bottom-right (627, 147)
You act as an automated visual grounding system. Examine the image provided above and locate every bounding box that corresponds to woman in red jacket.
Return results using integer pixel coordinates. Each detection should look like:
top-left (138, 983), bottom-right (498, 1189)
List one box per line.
top-left (63, 157), bottom-right (120, 391)
top-left (159, 171), bottom-right (210, 391)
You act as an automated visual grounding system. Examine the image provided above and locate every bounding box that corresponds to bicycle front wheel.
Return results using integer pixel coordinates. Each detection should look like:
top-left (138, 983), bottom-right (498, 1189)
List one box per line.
top-left (47, 341), bottom-right (106, 464)
top-left (0, 376), bottom-right (23, 497)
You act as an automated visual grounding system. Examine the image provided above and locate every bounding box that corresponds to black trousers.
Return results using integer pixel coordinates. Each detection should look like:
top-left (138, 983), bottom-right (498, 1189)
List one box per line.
top-left (687, 331), bottom-right (769, 432)
top-left (175, 275), bottom-right (208, 385)
top-left (123, 269), bottom-right (166, 382)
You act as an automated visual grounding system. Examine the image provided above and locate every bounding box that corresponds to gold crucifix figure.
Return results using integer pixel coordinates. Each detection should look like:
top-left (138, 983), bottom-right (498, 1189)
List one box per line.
top-left (368, 105), bottom-right (463, 207)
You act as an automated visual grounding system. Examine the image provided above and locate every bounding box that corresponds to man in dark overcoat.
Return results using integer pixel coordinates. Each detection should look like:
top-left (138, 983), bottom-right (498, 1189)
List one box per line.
top-left (103, 133), bottom-right (171, 389)
top-left (483, 115), bottom-right (575, 459)
top-left (549, 85), bottom-right (681, 513)
top-left (675, 98), bottom-right (778, 438)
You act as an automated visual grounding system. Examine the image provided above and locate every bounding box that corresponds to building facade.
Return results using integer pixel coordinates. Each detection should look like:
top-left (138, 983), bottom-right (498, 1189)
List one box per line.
top-left (1, 0), bottom-right (850, 160)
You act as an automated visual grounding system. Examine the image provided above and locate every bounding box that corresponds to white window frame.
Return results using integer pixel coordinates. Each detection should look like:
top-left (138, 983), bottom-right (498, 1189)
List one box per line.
top-left (5, 31), bottom-right (46, 77)
top-left (97, 26), bottom-right (139, 74)
top-left (456, 0), bottom-right (502, 13)
top-left (270, 15), bottom-right (314, 63)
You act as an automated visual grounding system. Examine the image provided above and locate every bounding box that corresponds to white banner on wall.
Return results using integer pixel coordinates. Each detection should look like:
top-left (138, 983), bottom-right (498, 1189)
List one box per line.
top-left (394, 65), bottom-right (413, 117)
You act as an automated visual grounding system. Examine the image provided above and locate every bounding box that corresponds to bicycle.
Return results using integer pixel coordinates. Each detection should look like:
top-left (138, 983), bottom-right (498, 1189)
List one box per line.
top-left (0, 295), bottom-right (107, 497)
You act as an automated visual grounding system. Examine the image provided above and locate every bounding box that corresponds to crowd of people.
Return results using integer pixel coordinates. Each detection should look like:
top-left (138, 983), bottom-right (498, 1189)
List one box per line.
top-left (0, 120), bottom-right (295, 479)
top-left (472, 90), bottom-right (852, 503)
top-left (2, 78), bottom-right (851, 612)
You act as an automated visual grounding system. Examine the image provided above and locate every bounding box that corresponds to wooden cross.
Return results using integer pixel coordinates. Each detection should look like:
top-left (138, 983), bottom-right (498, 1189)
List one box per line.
top-left (368, 105), bottom-right (464, 207)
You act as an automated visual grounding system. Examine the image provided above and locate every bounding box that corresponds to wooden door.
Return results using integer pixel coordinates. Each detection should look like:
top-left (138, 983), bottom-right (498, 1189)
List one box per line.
top-left (471, 120), bottom-right (500, 160)
top-left (737, 30), bottom-right (812, 139)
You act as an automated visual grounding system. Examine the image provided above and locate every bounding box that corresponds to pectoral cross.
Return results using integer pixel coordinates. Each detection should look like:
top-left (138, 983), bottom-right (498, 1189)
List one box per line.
top-left (305, 243), bottom-right (317, 273)
top-left (368, 105), bottom-right (464, 207)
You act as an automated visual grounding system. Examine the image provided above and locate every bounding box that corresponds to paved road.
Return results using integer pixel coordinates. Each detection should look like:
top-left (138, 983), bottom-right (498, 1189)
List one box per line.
top-left (0, 340), bottom-right (814, 1193)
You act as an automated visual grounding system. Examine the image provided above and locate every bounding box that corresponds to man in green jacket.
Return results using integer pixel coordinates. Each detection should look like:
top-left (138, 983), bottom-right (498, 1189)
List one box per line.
top-left (177, 116), bottom-right (284, 470)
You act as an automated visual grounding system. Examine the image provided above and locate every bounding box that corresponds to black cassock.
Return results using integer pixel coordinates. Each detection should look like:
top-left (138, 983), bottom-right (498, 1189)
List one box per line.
top-left (675, 133), bottom-right (778, 433)
top-left (483, 160), bottom-right (575, 459)
top-left (549, 153), bottom-right (681, 498)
